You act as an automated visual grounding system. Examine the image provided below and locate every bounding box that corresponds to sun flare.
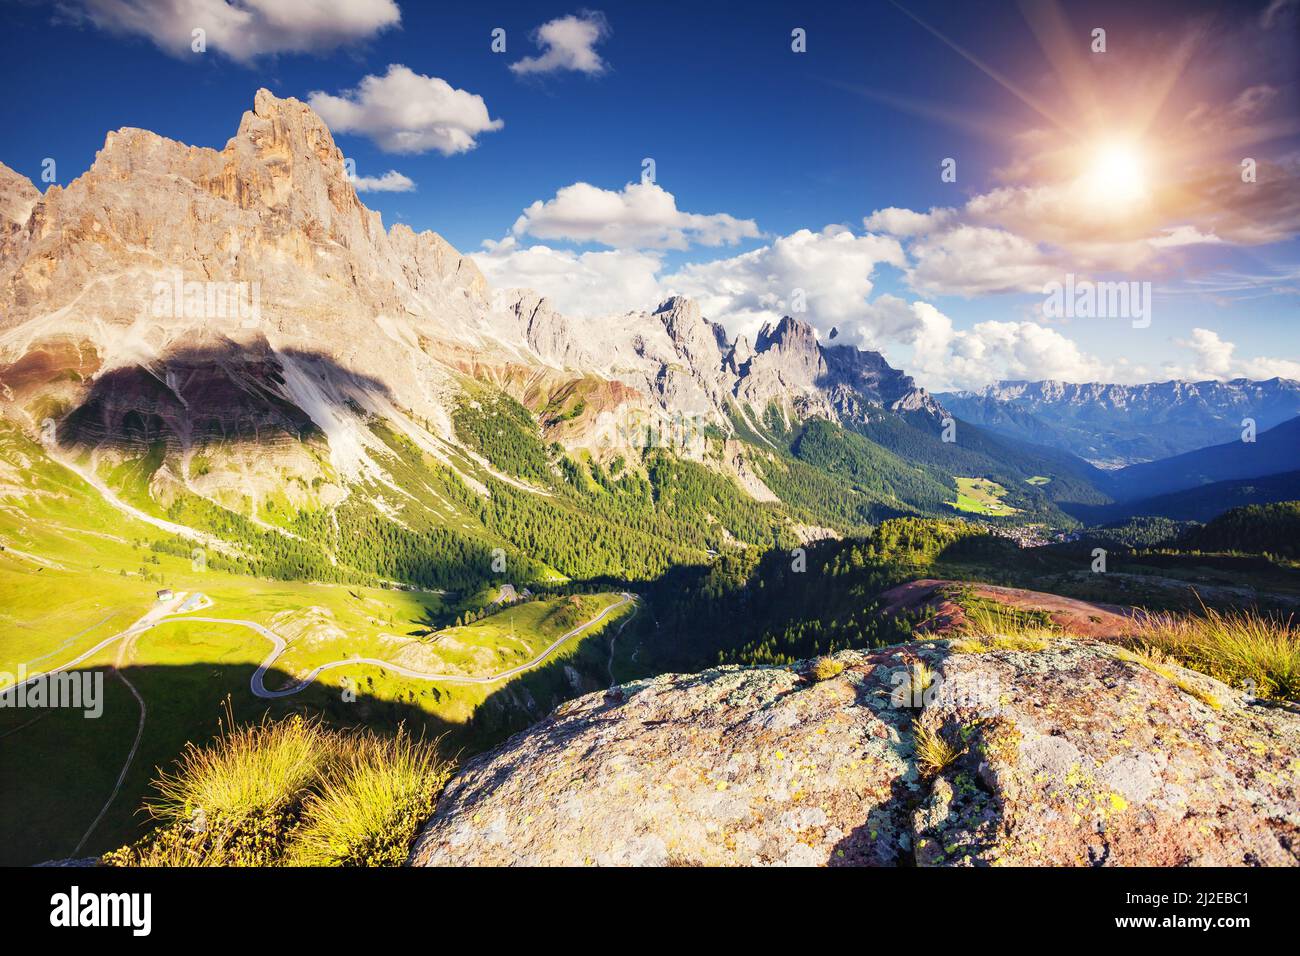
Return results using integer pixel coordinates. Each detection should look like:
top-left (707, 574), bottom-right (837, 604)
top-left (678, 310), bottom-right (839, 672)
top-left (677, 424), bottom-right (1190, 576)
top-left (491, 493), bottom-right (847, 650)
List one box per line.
top-left (1082, 140), bottom-right (1149, 205)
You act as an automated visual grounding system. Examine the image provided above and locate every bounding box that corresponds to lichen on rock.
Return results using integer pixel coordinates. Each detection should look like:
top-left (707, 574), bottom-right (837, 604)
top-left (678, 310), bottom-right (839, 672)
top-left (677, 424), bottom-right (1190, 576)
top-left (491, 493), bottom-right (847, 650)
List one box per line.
top-left (410, 639), bottom-right (1300, 867)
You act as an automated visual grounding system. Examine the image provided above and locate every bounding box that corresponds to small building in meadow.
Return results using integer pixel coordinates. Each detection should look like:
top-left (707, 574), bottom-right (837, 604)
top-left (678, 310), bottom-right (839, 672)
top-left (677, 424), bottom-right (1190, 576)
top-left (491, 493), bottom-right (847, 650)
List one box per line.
top-left (156, 588), bottom-right (174, 602)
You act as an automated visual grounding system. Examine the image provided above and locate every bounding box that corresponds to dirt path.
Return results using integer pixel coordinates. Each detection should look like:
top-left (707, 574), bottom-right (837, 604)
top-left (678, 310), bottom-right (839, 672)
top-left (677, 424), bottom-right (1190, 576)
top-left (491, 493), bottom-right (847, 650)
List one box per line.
top-left (73, 626), bottom-right (147, 856)
top-left (606, 601), bottom-right (639, 687)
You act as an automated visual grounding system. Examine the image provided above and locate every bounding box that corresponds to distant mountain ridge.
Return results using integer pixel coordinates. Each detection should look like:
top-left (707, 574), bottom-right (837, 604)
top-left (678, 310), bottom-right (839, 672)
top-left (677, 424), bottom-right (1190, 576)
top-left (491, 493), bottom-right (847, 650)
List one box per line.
top-left (1108, 414), bottom-right (1300, 499)
top-left (939, 378), bottom-right (1300, 467)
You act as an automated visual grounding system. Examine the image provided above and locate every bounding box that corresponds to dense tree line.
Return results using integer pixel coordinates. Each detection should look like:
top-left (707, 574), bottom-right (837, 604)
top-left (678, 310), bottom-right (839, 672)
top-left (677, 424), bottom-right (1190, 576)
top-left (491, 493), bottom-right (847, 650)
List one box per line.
top-left (1177, 501), bottom-right (1300, 558)
top-left (643, 517), bottom-right (992, 670)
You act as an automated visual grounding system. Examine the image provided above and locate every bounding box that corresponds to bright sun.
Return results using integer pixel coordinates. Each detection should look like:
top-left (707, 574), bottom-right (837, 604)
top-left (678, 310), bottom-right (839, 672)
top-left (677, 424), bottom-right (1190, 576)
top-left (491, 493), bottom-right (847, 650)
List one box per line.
top-left (1083, 141), bottom-right (1148, 205)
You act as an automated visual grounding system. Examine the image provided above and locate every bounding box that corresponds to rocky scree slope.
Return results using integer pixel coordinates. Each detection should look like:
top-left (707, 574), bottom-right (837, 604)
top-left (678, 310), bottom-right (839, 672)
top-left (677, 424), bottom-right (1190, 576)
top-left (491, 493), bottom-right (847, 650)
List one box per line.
top-left (411, 639), bottom-right (1299, 866)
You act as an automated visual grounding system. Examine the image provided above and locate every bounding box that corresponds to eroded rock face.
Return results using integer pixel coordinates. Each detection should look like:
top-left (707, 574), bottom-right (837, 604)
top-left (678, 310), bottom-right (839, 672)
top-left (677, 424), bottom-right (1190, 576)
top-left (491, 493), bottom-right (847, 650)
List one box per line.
top-left (0, 90), bottom-right (950, 513)
top-left (410, 640), bottom-right (1299, 866)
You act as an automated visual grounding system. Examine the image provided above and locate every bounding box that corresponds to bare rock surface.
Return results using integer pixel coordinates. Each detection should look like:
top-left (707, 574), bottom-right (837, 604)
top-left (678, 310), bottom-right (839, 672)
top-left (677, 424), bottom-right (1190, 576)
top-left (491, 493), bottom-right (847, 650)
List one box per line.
top-left (411, 639), bottom-right (1300, 866)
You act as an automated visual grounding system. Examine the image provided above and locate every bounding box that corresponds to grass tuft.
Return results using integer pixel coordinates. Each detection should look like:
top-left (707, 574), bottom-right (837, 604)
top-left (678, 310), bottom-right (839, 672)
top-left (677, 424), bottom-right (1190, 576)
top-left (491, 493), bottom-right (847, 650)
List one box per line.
top-left (913, 722), bottom-right (963, 776)
top-left (1112, 604), bottom-right (1298, 703)
top-left (950, 602), bottom-right (1055, 654)
top-left (146, 710), bottom-right (330, 826)
top-left (808, 656), bottom-right (845, 682)
top-left (288, 727), bottom-right (453, 867)
top-left (903, 659), bottom-right (935, 708)
top-left (105, 711), bottom-right (453, 867)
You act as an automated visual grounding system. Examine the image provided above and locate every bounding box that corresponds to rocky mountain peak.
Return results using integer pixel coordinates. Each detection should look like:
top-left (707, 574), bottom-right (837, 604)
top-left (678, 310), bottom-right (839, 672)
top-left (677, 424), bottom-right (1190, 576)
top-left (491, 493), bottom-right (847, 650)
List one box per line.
top-left (754, 314), bottom-right (818, 355)
top-left (235, 88), bottom-right (346, 178)
top-left (653, 295), bottom-right (701, 323)
top-left (0, 161), bottom-right (39, 229)
top-left (746, 314), bottom-right (826, 390)
top-left (654, 295), bottom-right (726, 376)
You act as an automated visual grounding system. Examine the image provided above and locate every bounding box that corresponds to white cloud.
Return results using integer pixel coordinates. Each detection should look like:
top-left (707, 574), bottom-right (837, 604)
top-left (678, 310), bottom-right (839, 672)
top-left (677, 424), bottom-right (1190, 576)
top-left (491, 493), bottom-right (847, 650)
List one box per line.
top-left (863, 206), bottom-right (954, 237)
top-left (476, 218), bottom-right (1120, 391)
top-left (349, 169), bottom-right (414, 192)
top-left (307, 65), bottom-right (502, 155)
top-left (907, 225), bottom-right (1061, 297)
top-left (511, 181), bottom-right (759, 250)
top-left (475, 225), bottom-right (905, 341)
top-left (510, 11), bottom-right (611, 76)
top-left (661, 227), bottom-right (906, 341)
top-left (900, 302), bottom-right (1114, 391)
top-left (61, 0), bottom-right (400, 63)
top-left (473, 237), bottom-right (663, 317)
top-left (1169, 328), bottom-right (1300, 381)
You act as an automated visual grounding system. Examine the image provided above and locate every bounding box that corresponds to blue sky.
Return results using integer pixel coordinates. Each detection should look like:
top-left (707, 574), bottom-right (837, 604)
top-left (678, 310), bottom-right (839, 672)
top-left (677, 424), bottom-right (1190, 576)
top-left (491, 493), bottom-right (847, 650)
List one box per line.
top-left (2, 0), bottom-right (1297, 389)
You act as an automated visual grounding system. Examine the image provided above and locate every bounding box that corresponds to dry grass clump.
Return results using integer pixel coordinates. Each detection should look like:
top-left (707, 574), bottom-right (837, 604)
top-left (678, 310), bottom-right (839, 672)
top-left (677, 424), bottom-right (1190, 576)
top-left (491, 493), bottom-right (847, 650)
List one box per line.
top-left (288, 727), bottom-right (452, 867)
top-left (807, 656), bottom-right (845, 682)
top-left (899, 659), bottom-right (935, 708)
top-left (950, 602), bottom-right (1056, 654)
top-left (147, 712), bottom-right (330, 827)
top-left (104, 711), bottom-right (452, 867)
top-left (913, 722), bottom-right (964, 776)
top-left (1111, 604), bottom-right (1298, 703)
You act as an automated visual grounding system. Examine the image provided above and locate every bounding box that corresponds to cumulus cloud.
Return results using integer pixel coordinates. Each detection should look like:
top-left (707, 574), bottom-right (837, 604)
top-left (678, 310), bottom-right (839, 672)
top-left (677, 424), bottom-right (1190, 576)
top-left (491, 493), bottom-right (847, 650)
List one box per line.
top-left (307, 65), bottom-right (502, 155)
top-left (473, 237), bottom-right (662, 317)
top-left (923, 316), bottom-right (1113, 391)
top-left (476, 225), bottom-right (904, 341)
top-left (661, 227), bottom-right (906, 341)
top-left (906, 225), bottom-right (1062, 297)
top-left (348, 169), bottom-right (415, 192)
top-left (831, 297), bottom-right (1112, 391)
top-left (510, 11), bottom-right (611, 76)
top-left (59, 0), bottom-right (399, 63)
top-left (1169, 328), bottom-right (1300, 381)
top-left (863, 206), bottom-right (954, 237)
top-left (477, 218), bottom-right (1123, 391)
top-left (510, 181), bottom-right (759, 250)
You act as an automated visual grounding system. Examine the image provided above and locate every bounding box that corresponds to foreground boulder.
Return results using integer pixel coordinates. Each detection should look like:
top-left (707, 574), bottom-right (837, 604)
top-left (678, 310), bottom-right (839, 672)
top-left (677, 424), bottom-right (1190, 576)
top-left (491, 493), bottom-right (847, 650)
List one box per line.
top-left (410, 640), bottom-right (1299, 866)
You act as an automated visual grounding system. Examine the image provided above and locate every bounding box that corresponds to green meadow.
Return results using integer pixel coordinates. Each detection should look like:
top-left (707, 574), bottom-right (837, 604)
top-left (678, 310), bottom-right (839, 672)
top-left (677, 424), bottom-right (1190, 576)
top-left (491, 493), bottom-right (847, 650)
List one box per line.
top-left (948, 476), bottom-right (1019, 517)
top-left (0, 429), bottom-right (632, 864)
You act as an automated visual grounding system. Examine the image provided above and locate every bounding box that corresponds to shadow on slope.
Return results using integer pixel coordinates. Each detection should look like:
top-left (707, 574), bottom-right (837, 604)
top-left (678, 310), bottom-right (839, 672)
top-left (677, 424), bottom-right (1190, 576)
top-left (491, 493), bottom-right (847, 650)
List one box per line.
top-left (0, 660), bottom-right (444, 866)
top-left (52, 344), bottom-right (395, 452)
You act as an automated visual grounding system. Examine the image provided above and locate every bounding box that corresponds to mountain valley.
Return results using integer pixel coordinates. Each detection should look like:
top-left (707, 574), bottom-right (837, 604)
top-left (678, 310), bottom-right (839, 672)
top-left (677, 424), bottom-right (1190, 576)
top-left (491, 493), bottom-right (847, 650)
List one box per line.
top-left (2, 90), bottom-right (1297, 868)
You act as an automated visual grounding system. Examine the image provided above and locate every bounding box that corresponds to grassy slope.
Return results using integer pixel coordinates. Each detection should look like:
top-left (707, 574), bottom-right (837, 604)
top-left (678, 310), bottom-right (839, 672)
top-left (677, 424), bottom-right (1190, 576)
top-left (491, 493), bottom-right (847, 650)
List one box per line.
top-left (950, 477), bottom-right (1018, 516)
top-left (0, 425), bottom-right (632, 863)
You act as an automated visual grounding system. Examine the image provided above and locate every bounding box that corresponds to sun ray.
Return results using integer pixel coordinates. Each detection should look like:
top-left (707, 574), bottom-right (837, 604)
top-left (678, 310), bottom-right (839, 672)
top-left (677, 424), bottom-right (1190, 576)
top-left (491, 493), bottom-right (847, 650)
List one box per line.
top-left (887, 0), bottom-right (1085, 142)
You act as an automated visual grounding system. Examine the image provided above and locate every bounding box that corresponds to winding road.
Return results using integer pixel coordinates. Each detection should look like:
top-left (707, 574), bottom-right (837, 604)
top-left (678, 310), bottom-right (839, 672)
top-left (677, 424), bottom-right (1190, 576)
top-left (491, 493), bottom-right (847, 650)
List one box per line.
top-left (5, 591), bottom-right (636, 700)
top-left (3, 590), bottom-right (633, 858)
top-left (201, 591), bottom-right (635, 698)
